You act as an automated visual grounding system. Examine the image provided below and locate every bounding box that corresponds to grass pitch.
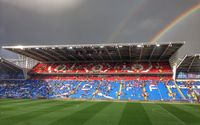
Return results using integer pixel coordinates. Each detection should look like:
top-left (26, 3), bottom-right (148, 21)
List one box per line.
top-left (0, 99), bottom-right (200, 125)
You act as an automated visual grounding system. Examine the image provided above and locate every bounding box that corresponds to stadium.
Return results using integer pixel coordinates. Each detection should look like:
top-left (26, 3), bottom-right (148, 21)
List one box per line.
top-left (0, 41), bottom-right (200, 125)
top-left (1, 0), bottom-right (200, 125)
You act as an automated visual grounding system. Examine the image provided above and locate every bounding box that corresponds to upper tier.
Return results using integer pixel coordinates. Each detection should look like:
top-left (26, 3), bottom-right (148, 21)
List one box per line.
top-left (30, 62), bottom-right (172, 75)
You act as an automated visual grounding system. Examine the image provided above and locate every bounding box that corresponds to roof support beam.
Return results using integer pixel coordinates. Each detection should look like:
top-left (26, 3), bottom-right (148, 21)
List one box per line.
top-left (129, 46), bottom-right (132, 62)
top-left (61, 49), bottom-right (79, 61)
top-left (77, 55), bottom-right (87, 61)
top-left (14, 49), bottom-right (47, 62)
top-left (187, 56), bottom-right (196, 72)
top-left (139, 47), bottom-right (144, 62)
top-left (37, 49), bottom-right (61, 61)
top-left (159, 45), bottom-right (170, 61)
top-left (92, 47), bottom-right (104, 61)
top-left (0, 58), bottom-right (24, 71)
top-left (48, 49), bottom-right (68, 61)
top-left (54, 49), bottom-right (73, 61)
top-left (88, 55), bottom-right (96, 61)
top-left (76, 51), bottom-right (87, 61)
top-left (68, 55), bottom-right (79, 62)
top-left (104, 47), bottom-right (113, 62)
top-left (79, 48), bottom-right (92, 61)
top-left (26, 49), bottom-right (51, 61)
top-left (148, 46), bottom-right (156, 61)
top-left (177, 55), bottom-right (187, 68)
top-left (0, 62), bottom-right (18, 72)
top-left (116, 47), bottom-right (122, 61)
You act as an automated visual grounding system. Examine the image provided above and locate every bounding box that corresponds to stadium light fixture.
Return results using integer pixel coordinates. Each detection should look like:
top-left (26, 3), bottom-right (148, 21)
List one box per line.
top-left (15, 45), bottom-right (24, 50)
top-left (169, 42), bottom-right (172, 47)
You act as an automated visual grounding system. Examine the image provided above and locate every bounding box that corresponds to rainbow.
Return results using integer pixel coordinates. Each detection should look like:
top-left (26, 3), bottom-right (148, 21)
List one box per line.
top-left (150, 3), bottom-right (200, 43)
top-left (106, 0), bottom-right (147, 42)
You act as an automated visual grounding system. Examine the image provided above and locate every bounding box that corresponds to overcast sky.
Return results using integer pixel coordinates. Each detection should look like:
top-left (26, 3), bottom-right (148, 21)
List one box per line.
top-left (0, 0), bottom-right (200, 58)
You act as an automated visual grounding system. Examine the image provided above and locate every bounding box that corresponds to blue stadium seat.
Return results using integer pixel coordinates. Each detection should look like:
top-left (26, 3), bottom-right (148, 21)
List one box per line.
top-left (1, 80), bottom-right (198, 101)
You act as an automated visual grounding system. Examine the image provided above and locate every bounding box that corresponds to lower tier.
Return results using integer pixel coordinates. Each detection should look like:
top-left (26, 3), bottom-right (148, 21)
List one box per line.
top-left (0, 80), bottom-right (199, 101)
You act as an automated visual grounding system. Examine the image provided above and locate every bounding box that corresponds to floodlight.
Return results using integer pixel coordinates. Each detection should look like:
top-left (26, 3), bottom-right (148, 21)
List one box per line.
top-left (156, 44), bottom-right (160, 47)
top-left (15, 45), bottom-right (24, 50)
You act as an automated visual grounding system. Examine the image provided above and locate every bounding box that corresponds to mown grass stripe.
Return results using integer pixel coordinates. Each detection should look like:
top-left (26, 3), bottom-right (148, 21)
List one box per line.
top-left (119, 102), bottom-right (152, 125)
top-left (0, 101), bottom-right (84, 125)
top-left (0, 99), bottom-right (57, 112)
top-left (0, 99), bottom-right (44, 108)
top-left (49, 102), bottom-right (111, 125)
top-left (1, 99), bottom-right (200, 125)
top-left (0, 100), bottom-right (74, 120)
top-left (173, 104), bottom-right (200, 119)
top-left (143, 103), bottom-right (184, 125)
top-left (1, 99), bottom-right (47, 107)
top-left (186, 104), bottom-right (200, 112)
top-left (159, 104), bottom-right (200, 124)
top-left (83, 102), bottom-right (126, 125)
top-left (0, 99), bottom-right (29, 104)
top-left (27, 101), bottom-right (93, 125)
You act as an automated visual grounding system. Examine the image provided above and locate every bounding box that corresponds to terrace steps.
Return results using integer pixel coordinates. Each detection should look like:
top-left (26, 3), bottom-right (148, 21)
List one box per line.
top-left (117, 82), bottom-right (122, 100)
top-left (173, 81), bottom-right (186, 100)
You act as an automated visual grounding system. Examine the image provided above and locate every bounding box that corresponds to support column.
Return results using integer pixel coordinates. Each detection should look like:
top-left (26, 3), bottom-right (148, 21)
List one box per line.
top-left (172, 63), bottom-right (177, 80)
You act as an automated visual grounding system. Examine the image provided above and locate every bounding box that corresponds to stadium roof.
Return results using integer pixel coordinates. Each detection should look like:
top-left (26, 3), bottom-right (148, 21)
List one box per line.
top-left (0, 57), bottom-right (23, 73)
top-left (177, 54), bottom-right (200, 73)
top-left (2, 42), bottom-right (184, 63)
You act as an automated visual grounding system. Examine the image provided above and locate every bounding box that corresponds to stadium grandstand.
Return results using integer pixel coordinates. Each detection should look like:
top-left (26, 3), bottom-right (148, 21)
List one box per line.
top-left (0, 42), bottom-right (200, 102)
top-left (0, 57), bottom-right (24, 80)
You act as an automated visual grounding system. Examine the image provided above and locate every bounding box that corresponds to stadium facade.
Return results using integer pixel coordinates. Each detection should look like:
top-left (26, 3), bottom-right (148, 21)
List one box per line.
top-left (0, 42), bottom-right (199, 102)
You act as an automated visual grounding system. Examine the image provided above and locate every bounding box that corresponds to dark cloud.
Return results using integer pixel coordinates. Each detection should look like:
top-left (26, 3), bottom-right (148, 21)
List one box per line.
top-left (159, 10), bottom-right (200, 59)
top-left (0, 0), bottom-right (200, 58)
